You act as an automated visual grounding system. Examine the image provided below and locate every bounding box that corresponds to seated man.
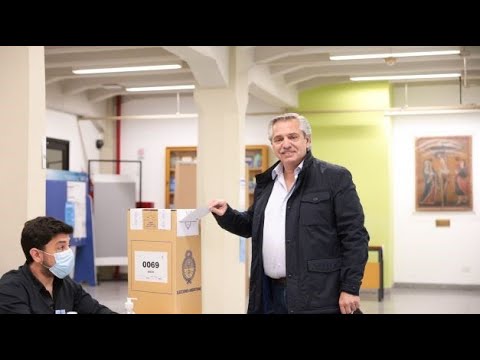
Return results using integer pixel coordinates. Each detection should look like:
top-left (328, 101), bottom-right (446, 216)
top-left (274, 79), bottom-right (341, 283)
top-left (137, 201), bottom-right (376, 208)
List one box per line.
top-left (0, 216), bottom-right (116, 314)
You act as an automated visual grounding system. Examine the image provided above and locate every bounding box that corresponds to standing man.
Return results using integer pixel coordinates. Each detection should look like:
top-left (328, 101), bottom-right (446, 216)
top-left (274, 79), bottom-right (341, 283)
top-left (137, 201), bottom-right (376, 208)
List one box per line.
top-left (0, 216), bottom-right (116, 314)
top-left (209, 113), bottom-right (369, 314)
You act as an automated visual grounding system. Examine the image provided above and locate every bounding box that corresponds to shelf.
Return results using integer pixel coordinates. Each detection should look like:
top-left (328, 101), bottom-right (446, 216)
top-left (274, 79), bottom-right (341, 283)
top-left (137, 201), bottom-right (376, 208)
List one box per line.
top-left (165, 145), bottom-right (269, 307)
top-left (245, 145), bottom-right (269, 208)
top-left (165, 146), bottom-right (197, 209)
top-left (165, 145), bottom-right (269, 209)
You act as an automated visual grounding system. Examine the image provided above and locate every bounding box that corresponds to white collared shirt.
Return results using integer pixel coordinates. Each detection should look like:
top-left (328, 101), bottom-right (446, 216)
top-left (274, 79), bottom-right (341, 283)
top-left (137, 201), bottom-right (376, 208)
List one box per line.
top-left (262, 161), bottom-right (304, 279)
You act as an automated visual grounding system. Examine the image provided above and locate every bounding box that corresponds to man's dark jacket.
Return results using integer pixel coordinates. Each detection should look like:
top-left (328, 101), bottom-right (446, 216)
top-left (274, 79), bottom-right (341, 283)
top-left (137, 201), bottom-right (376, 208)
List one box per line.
top-left (213, 151), bottom-right (369, 314)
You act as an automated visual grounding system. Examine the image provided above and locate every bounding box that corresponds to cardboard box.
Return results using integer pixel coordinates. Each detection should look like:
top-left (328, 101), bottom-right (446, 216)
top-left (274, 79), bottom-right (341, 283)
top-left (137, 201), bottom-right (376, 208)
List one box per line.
top-left (127, 208), bottom-right (202, 313)
top-left (174, 162), bottom-right (196, 209)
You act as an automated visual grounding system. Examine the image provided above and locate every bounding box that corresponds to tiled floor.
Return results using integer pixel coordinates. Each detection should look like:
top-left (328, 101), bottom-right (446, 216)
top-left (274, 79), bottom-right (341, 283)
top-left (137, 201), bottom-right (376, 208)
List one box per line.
top-left (83, 280), bottom-right (128, 314)
top-left (82, 280), bottom-right (480, 314)
top-left (360, 287), bottom-right (480, 314)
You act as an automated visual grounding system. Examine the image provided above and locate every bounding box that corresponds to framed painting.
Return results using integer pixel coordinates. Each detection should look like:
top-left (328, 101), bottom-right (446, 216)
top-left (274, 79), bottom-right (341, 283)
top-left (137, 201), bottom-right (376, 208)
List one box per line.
top-left (415, 136), bottom-right (472, 211)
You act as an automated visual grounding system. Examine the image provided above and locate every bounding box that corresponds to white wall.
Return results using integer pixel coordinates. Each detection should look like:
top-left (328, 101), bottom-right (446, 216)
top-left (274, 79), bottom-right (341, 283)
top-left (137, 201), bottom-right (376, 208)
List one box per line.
top-left (245, 94), bottom-right (280, 146)
top-left (392, 83), bottom-right (480, 285)
top-left (120, 94), bottom-right (281, 208)
top-left (46, 109), bottom-right (101, 172)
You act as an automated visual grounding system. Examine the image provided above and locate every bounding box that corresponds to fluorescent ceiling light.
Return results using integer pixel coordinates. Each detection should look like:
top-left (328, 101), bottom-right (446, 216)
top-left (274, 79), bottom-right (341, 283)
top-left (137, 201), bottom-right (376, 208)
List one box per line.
top-left (126, 84), bottom-right (195, 92)
top-left (72, 64), bottom-right (181, 75)
top-left (351, 73), bottom-right (461, 81)
top-left (101, 83), bottom-right (124, 90)
top-left (330, 50), bottom-right (460, 61)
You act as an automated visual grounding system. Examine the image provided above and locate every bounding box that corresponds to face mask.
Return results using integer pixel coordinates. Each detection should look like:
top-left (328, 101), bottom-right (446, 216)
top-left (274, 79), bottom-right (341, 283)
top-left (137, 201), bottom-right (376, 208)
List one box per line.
top-left (41, 248), bottom-right (75, 279)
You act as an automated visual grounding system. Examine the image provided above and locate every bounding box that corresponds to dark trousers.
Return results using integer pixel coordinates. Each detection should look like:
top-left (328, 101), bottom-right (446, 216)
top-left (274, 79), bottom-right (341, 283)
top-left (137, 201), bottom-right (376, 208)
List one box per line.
top-left (270, 279), bottom-right (288, 314)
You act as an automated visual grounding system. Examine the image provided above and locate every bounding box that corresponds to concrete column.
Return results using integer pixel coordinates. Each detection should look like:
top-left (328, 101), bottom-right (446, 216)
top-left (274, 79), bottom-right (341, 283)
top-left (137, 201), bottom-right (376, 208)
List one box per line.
top-left (195, 47), bottom-right (250, 313)
top-left (0, 47), bottom-right (46, 275)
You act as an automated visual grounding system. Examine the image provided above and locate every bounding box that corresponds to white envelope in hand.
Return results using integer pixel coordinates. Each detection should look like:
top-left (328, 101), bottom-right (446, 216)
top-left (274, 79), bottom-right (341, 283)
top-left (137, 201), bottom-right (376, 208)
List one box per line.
top-left (180, 206), bottom-right (211, 222)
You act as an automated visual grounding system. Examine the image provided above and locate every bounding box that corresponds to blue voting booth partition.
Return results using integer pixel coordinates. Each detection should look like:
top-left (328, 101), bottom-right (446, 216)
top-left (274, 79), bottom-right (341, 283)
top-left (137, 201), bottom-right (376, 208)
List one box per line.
top-left (46, 169), bottom-right (96, 286)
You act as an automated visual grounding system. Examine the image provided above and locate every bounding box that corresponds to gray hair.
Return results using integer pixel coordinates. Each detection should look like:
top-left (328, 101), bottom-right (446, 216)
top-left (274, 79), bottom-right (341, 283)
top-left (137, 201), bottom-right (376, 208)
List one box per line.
top-left (267, 112), bottom-right (312, 150)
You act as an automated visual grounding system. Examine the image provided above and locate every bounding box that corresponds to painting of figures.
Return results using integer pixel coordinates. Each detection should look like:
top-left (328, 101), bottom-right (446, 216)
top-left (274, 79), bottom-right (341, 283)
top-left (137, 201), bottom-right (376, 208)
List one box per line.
top-left (416, 136), bottom-right (472, 211)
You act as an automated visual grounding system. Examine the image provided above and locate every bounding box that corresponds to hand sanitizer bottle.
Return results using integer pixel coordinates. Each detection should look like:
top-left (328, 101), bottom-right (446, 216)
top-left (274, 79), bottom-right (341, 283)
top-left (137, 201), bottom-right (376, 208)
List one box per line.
top-left (125, 297), bottom-right (137, 314)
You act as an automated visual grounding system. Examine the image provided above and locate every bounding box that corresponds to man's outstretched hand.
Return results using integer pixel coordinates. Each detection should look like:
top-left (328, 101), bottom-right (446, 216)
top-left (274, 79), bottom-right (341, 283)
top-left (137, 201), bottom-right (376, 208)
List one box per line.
top-left (208, 199), bottom-right (228, 216)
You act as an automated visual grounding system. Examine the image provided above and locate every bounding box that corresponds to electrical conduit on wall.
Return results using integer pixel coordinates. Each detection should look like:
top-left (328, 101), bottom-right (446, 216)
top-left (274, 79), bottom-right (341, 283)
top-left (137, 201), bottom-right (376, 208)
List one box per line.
top-left (116, 95), bottom-right (121, 174)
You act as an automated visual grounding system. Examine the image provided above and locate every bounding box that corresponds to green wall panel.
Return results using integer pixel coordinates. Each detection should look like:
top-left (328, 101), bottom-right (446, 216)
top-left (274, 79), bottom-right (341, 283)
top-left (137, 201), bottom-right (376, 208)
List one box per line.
top-left (294, 82), bottom-right (393, 289)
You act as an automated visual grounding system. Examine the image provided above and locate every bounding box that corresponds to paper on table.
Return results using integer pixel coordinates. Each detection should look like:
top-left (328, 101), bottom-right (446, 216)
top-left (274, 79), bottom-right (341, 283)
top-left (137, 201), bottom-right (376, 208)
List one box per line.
top-left (180, 206), bottom-right (211, 222)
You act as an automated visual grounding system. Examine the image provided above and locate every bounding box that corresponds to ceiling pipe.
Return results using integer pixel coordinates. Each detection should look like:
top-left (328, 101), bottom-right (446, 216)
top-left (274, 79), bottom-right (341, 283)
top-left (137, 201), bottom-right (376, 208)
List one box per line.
top-left (384, 104), bottom-right (480, 116)
top-left (78, 104), bottom-right (480, 121)
top-left (79, 114), bottom-right (199, 121)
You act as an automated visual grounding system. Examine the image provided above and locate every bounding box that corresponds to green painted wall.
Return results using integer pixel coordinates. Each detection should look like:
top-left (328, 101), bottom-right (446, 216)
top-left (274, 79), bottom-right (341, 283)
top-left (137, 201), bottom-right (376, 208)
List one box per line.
top-left (293, 82), bottom-right (394, 288)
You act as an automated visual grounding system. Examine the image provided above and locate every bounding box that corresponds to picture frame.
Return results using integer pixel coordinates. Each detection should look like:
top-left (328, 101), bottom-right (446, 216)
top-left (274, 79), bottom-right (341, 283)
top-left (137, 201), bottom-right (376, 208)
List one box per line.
top-left (415, 136), bottom-right (472, 211)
